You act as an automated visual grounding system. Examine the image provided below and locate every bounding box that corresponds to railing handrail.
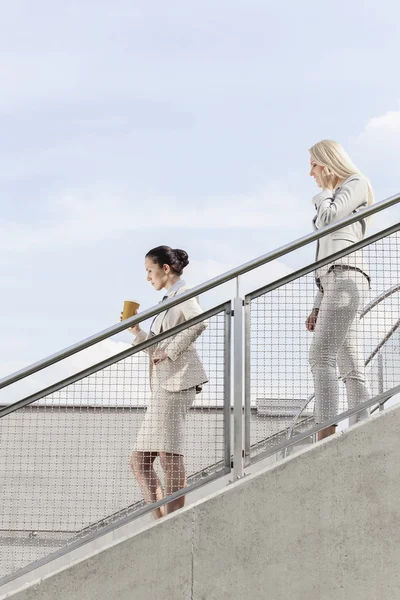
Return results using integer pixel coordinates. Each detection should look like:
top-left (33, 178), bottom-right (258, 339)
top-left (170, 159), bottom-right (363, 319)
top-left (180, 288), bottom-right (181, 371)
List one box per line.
top-left (0, 302), bottom-right (229, 419)
top-left (1, 191), bottom-right (399, 391)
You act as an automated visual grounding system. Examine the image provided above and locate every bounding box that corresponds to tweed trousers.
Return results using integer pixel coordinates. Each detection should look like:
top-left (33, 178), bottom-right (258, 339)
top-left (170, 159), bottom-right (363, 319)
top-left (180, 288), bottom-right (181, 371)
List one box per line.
top-left (309, 269), bottom-right (371, 425)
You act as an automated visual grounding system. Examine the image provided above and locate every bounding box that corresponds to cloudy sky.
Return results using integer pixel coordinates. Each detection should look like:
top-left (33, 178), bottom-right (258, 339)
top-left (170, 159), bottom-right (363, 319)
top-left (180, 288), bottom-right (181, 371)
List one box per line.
top-left (1, 0), bottom-right (400, 394)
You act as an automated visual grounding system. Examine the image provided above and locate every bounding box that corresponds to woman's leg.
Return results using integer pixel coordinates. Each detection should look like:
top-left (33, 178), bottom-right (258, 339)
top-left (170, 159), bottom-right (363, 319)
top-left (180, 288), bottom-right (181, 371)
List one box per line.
top-left (159, 452), bottom-right (187, 515)
top-left (309, 272), bottom-right (361, 440)
top-left (337, 275), bottom-right (371, 425)
top-left (130, 451), bottom-right (165, 519)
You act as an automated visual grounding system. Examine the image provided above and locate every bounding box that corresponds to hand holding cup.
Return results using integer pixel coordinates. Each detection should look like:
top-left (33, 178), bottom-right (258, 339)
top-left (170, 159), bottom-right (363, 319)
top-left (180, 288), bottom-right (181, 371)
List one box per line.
top-left (120, 299), bottom-right (141, 335)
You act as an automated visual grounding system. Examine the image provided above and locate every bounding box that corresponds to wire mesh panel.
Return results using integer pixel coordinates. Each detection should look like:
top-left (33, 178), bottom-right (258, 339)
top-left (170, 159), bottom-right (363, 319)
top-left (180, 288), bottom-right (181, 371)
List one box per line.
top-left (379, 331), bottom-right (400, 405)
top-left (361, 231), bottom-right (400, 402)
top-left (0, 305), bottom-right (230, 581)
top-left (246, 229), bottom-right (400, 464)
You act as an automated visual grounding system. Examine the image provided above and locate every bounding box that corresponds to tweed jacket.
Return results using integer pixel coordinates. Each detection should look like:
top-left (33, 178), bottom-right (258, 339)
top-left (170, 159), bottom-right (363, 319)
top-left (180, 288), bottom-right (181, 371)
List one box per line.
top-left (312, 174), bottom-right (370, 309)
top-left (132, 285), bottom-right (208, 392)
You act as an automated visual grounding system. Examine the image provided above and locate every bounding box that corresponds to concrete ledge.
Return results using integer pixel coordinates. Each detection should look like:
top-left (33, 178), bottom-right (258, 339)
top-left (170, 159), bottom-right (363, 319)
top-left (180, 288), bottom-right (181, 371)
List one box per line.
top-left (3, 405), bottom-right (400, 600)
top-left (192, 405), bottom-right (400, 599)
top-left (1, 512), bottom-right (194, 600)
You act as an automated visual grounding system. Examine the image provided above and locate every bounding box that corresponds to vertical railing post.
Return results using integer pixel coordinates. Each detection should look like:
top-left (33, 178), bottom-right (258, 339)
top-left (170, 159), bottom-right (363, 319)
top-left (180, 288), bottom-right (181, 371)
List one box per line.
top-left (224, 303), bottom-right (232, 471)
top-left (244, 296), bottom-right (251, 467)
top-left (233, 277), bottom-right (244, 479)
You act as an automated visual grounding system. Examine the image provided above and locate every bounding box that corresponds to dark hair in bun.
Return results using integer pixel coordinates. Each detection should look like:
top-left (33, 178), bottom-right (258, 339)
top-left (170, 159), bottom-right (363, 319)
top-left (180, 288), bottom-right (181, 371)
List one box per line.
top-left (146, 245), bottom-right (189, 276)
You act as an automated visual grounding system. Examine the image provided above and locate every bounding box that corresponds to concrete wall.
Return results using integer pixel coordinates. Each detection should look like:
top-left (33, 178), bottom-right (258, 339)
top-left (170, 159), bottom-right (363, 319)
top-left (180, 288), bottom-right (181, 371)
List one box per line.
top-left (1, 404), bottom-right (313, 579)
top-left (2, 404), bottom-right (400, 600)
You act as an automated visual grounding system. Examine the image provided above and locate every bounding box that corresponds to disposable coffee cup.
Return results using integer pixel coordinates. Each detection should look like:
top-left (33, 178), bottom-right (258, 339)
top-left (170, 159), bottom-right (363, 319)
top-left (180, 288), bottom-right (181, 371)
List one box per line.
top-left (122, 299), bottom-right (140, 320)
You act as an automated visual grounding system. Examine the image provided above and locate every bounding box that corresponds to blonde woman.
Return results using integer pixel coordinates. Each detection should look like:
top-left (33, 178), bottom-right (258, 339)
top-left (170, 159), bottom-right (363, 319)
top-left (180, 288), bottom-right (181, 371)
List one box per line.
top-left (126, 246), bottom-right (208, 519)
top-left (306, 140), bottom-right (373, 440)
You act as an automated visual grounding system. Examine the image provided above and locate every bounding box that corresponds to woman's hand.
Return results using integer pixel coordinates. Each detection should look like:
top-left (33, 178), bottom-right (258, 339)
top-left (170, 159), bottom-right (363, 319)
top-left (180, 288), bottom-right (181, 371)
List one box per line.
top-left (120, 311), bottom-right (141, 336)
top-left (319, 167), bottom-right (338, 191)
top-left (152, 348), bottom-right (168, 365)
top-left (305, 308), bottom-right (319, 332)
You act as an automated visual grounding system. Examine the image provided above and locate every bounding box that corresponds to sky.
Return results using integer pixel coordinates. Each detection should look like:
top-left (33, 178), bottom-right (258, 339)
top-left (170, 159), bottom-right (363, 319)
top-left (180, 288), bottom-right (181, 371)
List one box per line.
top-left (1, 0), bottom-right (400, 401)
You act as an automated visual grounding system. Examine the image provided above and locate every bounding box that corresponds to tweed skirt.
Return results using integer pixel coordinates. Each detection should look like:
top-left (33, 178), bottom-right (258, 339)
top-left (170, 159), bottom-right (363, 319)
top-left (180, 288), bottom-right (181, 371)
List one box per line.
top-left (134, 382), bottom-right (196, 455)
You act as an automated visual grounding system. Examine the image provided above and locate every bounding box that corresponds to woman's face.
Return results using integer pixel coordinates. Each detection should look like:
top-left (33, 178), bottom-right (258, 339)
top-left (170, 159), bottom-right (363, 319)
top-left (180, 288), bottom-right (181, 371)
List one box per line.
top-left (145, 257), bottom-right (169, 291)
top-left (309, 157), bottom-right (324, 187)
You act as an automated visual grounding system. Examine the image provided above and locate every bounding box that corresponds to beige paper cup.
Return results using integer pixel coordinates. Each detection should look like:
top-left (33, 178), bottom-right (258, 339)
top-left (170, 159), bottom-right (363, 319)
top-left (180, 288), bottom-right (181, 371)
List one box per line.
top-left (122, 299), bottom-right (140, 320)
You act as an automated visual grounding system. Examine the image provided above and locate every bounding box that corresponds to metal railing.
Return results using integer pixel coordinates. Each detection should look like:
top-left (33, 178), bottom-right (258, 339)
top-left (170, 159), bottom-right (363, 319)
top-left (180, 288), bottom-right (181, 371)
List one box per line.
top-left (1, 192), bottom-right (400, 394)
top-left (0, 303), bottom-right (231, 581)
top-left (284, 285), bottom-right (400, 443)
top-left (244, 222), bottom-right (400, 465)
top-left (1, 191), bottom-right (400, 584)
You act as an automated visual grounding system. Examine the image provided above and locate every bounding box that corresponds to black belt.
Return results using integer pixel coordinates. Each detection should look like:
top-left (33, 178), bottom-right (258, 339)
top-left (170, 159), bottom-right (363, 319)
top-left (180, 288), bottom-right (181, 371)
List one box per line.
top-left (316, 265), bottom-right (371, 292)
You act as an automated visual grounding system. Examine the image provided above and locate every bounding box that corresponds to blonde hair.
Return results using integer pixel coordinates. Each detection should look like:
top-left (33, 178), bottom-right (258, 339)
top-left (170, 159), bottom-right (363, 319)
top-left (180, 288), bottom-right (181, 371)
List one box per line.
top-left (309, 139), bottom-right (374, 206)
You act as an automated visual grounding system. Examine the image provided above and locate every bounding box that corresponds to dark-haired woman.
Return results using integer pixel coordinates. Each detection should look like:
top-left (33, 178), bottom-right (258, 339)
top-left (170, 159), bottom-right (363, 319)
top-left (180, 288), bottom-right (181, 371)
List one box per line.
top-left (127, 246), bottom-right (208, 518)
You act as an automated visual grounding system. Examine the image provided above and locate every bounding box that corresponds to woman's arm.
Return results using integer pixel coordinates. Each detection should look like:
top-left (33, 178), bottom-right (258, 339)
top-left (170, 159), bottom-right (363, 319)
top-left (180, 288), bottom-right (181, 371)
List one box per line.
top-left (163, 297), bottom-right (207, 362)
top-left (312, 288), bottom-right (323, 310)
top-left (120, 310), bottom-right (150, 352)
top-left (305, 289), bottom-right (322, 332)
top-left (131, 328), bottom-right (148, 345)
top-left (313, 176), bottom-right (368, 228)
top-left (130, 328), bottom-right (152, 355)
